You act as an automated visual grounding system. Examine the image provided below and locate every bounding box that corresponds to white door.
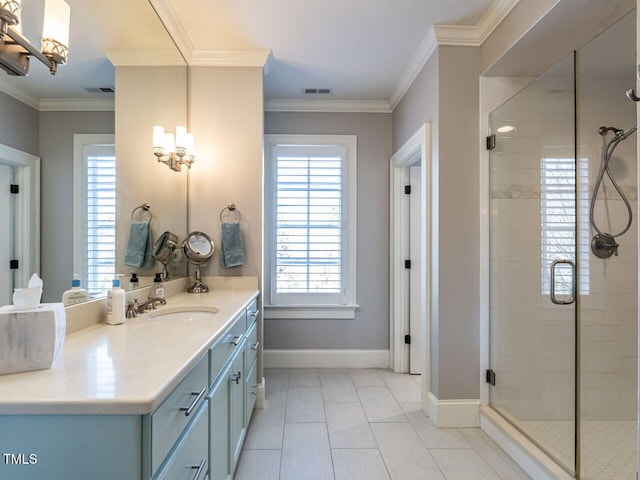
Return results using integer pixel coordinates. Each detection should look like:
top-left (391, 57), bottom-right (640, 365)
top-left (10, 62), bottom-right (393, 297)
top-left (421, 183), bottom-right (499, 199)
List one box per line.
top-left (0, 165), bottom-right (13, 306)
top-left (409, 165), bottom-right (422, 374)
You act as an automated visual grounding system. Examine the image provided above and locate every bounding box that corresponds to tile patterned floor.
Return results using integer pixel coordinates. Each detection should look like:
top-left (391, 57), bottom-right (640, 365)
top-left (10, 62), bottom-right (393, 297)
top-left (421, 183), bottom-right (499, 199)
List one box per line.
top-left (521, 419), bottom-right (637, 480)
top-left (234, 368), bottom-right (531, 480)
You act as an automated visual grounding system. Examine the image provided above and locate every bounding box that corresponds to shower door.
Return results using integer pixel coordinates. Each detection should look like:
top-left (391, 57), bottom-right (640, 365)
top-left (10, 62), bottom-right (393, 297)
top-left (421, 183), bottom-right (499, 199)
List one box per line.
top-left (488, 53), bottom-right (578, 475)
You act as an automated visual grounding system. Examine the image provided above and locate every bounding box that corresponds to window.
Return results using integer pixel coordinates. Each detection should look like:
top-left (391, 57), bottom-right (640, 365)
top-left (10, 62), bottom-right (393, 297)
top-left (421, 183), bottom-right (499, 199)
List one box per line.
top-left (540, 155), bottom-right (589, 295)
top-left (264, 135), bottom-right (357, 319)
top-left (74, 135), bottom-right (116, 296)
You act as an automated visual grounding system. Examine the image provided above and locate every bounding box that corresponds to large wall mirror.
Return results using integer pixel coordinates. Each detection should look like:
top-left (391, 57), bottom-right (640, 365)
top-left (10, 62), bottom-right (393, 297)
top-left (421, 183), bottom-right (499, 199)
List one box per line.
top-left (0, 0), bottom-right (187, 305)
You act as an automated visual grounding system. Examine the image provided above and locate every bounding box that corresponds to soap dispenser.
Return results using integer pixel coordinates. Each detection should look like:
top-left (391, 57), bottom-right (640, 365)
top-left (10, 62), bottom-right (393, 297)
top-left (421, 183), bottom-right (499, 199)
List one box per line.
top-left (153, 273), bottom-right (165, 299)
top-left (129, 272), bottom-right (139, 290)
top-left (62, 274), bottom-right (90, 306)
top-left (107, 275), bottom-right (126, 325)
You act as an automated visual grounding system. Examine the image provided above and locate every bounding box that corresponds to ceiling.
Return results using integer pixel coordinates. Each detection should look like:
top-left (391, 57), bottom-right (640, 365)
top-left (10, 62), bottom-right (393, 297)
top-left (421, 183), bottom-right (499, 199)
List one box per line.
top-left (0, 0), bottom-right (516, 111)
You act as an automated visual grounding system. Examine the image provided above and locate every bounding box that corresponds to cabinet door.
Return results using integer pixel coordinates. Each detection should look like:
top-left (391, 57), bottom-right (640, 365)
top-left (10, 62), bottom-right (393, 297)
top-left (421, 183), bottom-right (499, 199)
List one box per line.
top-left (208, 364), bottom-right (230, 480)
top-left (244, 357), bottom-right (258, 426)
top-left (229, 346), bottom-right (245, 473)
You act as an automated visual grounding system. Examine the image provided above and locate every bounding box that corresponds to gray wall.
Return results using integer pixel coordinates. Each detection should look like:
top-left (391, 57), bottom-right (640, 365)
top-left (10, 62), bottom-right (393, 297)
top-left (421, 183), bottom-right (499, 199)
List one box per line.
top-left (392, 46), bottom-right (481, 400)
top-left (39, 111), bottom-right (115, 302)
top-left (264, 112), bottom-right (392, 350)
top-left (0, 92), bottom-right (39, 155)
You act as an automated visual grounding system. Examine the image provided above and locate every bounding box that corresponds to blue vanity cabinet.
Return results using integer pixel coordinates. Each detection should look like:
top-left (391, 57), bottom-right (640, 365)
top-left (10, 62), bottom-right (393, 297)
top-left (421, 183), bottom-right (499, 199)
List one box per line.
top-left (229, 341), bottom-right (247, 469)
top-left (208, 361), bottom-right (232, 480)
top-left (153, 400), bottom-right (208, 480)
top-left (207, 296), bottom-right (260, 479)
top-left (0, 414), bottom-right (142, 480)
top-left (148, 353), bottom-right (208, 478)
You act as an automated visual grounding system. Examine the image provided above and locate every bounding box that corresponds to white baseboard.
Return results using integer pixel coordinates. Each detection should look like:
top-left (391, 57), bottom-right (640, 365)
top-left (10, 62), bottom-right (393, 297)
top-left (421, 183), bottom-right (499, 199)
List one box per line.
top-left (263, 349), bottom-right (390, 369)
top-left (427, 392), bottom-right (480, 427)
top-left (480, 407), bottom-right (572, 480)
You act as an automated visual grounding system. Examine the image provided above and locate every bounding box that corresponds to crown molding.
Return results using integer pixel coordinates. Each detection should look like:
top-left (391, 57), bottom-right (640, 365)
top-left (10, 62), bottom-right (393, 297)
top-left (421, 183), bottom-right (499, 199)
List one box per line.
top-left (102, 49), bottom-right (186, 67)
top-left (389, 27), bottom-right (438, 110)
top-left (189, 49), bottom-right (273, 69)
top-left (434, 0), bottom-right (519, 46)
top-left (149, 0), bottom-right (195, 61)
top-left (39, 98), bottom-right (115, 112)
top-left (265, 98), bottom-right (391, 113)
top-left (390, 0), bottom-right (519, 109)
top-left (0, 78), bottom-right (39, 110)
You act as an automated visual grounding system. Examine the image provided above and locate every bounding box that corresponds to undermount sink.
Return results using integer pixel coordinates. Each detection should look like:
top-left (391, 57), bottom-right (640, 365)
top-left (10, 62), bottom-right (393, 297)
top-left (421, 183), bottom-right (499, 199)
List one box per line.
top-left (146, 306), bottom-right (219, 322)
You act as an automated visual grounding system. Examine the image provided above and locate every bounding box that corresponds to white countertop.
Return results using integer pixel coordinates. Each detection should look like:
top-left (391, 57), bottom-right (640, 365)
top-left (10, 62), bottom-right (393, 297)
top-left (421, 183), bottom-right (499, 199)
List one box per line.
top-left (0, 288), bottom-right (259, 415)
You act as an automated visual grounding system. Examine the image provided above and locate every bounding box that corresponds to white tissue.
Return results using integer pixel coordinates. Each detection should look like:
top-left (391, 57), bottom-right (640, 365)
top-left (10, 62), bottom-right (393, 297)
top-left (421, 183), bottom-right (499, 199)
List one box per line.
top-left (12, 273), bottom-right (43, 310)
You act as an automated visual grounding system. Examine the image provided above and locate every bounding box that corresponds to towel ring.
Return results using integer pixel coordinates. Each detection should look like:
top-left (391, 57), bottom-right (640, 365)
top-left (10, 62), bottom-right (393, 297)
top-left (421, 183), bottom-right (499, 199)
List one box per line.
top-left (131, 203), bottom-right (153, 221)
top-left (220, 203), bottom-right (241, 222)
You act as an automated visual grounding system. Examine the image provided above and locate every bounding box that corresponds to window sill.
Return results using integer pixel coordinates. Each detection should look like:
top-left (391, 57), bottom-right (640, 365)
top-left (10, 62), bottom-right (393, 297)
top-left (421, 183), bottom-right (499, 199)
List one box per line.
top-left (264, 304), bottom-right (359, 319)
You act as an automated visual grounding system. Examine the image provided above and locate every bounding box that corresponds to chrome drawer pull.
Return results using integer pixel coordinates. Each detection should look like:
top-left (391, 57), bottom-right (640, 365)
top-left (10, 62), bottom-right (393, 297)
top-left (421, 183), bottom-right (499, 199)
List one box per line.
top-left (230, 370), bottom-right (242, 384)
top-left (248, 310), bottom-right (258, 318)
top-left (179, 387), bottom-right (206, 417)
top-left (190, 458), bottom-right (207, 480)
top-left (250, 341), bottom-right (260, 351)
top-left (251, 385), bottom-right (258, 396)
top-left (229, 334), bottom-right (243, 346)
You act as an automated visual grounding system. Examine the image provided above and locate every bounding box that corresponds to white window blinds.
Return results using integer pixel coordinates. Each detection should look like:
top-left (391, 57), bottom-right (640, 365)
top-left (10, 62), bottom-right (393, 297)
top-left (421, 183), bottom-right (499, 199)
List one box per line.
top-left (272, 144), bottom-right (347, 304)
top-left (85, 145), bottom-right (116, 295)
top-left (540, 155), bottom-right (589, 295)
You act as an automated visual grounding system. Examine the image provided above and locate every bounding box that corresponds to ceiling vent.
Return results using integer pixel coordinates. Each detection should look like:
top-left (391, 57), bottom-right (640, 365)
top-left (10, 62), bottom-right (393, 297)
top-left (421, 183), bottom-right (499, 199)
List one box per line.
top-left (303, 87), bottom-right (332, 95)
top-left (84, 86), bottom-right (115, 93)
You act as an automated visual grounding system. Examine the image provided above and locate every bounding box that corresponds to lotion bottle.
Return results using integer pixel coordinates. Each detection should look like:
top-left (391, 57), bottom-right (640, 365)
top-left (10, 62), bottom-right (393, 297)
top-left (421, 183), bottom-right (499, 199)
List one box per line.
top-left (62, 274), bottom-right (90, 306)
top-left (107, 275), bottom-right (126, 325)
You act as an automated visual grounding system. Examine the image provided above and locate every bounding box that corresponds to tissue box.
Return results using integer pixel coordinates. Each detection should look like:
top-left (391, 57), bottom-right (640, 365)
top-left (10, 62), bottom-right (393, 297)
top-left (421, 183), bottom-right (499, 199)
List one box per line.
top-left (0, 303), bottom-right (66, 375)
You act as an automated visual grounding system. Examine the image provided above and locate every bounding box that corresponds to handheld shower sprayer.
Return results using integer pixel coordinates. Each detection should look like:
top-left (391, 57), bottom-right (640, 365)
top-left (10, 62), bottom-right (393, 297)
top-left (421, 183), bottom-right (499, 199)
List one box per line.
top-left (590, 125), bottom-right (636, 258)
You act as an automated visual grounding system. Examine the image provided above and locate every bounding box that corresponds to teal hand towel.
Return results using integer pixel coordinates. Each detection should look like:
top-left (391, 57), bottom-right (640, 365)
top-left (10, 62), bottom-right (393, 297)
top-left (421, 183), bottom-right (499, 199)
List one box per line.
top-left (124, 220), bottom-right (151, 268)
top-left (221, 221), bottom-right (245, 268)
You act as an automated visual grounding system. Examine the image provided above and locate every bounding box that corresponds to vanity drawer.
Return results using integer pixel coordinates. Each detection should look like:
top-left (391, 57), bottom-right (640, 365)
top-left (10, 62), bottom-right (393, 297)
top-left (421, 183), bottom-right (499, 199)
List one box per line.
top-left (244, 320), bottom-right (259, 369)
top-left (246, 298), bottom-right (259, 329)
top-left (154, 400), bottom-right (208, 480)
top-left (151, 354), bottom-right (208, 476)
top-left (209, 313), bottom-right (245, 387)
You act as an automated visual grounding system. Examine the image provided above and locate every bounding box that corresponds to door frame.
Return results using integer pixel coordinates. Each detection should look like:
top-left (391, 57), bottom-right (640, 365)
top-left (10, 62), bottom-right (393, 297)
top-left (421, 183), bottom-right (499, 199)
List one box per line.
top-left (0, 143), bottom-right (40, 291)
top-left (389, 123), bottom-right (432, 413)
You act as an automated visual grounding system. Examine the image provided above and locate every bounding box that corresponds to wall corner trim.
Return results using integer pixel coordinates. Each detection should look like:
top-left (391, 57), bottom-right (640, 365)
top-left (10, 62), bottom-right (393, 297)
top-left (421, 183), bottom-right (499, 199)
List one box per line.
top-left (427, 392), bottom-right (480, 427)
top-left (263, 349), bottom-right (390, 369)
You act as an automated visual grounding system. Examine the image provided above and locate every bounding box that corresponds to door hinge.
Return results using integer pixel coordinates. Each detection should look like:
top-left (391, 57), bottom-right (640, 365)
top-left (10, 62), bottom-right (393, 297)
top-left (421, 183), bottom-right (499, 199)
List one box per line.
top-left (10, 184), bottom-right (19, 194)
top-left (486, 369), bottom-right (496, 386)
top-left (404, 260), bottom-right (411, 269)
top-left (404, 334), bottom-right (411, 345)
top-left (9, 260), bottom-right (18, 270)
top-left (404, 185), bottom-right (411, 195)
top-left (486, 134), bottom-right (496, 151)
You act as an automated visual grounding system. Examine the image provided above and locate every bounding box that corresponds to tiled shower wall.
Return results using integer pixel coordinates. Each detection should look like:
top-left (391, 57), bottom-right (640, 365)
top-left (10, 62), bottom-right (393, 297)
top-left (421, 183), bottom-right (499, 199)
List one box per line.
top-left (489, 63), bottom-right (638, 423)
top-left (579, 75), bottom-right (637, 420)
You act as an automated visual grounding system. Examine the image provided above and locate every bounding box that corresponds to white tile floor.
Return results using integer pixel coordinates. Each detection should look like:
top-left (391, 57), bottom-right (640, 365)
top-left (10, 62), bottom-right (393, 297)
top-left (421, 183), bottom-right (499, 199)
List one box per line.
top-left (234, 368), bottom-right (531, 480)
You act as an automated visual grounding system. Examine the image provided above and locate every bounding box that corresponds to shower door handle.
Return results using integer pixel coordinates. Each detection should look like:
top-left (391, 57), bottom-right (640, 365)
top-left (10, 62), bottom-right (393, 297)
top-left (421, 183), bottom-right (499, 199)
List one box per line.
top-left (550, 259), bottom-right (576, 305)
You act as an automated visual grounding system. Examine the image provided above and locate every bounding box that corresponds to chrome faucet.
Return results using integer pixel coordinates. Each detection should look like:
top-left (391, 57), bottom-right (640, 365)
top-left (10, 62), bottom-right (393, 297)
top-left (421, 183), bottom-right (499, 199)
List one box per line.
top-left (126, 297), bottom-right (167, 318)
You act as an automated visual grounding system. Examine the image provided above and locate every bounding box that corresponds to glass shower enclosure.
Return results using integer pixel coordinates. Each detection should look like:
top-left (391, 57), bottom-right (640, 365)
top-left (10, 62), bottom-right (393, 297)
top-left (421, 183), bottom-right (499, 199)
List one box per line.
top-left (488, 11), bottom-right (637, 480)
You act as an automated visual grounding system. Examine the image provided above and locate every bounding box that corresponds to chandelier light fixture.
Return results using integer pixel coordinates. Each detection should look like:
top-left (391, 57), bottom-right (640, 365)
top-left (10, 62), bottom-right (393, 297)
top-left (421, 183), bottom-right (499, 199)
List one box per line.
top-left (0, 0), bottom-right (70, 76)
top-left (153, 126), bottom-right (196, 172)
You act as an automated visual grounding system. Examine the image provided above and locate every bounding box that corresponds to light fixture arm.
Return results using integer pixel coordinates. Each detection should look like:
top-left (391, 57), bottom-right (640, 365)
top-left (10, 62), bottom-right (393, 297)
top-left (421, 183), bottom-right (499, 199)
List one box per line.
top-left (0, 23), bottom-right (57, 75)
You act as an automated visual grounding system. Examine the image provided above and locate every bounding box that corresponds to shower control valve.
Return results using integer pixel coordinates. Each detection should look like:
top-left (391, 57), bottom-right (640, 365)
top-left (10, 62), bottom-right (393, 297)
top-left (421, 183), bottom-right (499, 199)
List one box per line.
top-left (591, 233), bottom-right (619, 258)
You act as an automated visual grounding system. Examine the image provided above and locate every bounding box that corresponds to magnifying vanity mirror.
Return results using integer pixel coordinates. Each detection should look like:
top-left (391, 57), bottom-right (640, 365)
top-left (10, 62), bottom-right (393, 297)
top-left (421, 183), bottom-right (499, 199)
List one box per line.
top-left (182, 232), bottom-right (215, 294)
top-left (0, 0), bottom-right (188, 306)
top-left (153, 231), bottom-right (179, 280)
